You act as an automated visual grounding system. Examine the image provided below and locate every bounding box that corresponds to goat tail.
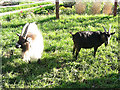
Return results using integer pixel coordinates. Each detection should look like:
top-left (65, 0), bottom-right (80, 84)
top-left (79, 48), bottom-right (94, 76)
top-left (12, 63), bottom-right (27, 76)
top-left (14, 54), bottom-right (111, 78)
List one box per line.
top-left (69, 32), bottom-right (73, 36)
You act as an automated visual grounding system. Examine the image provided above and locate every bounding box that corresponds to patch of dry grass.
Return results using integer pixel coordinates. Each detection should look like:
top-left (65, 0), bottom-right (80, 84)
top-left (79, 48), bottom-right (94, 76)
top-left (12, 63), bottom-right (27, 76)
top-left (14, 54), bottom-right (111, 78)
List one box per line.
top-left (103, 2), bottom-right (113, 15)
top-left (91, 1), bottom-right (101, 15)
top-left (75, 1), bottom-right (86, 14)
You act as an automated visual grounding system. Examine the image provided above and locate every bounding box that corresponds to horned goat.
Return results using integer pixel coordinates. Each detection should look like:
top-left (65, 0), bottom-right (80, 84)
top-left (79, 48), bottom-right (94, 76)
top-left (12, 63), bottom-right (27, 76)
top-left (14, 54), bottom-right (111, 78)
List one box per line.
top-left (70, 25), bottom-right (115, 59)
top-left (16, 22), bottom-right (44, 63)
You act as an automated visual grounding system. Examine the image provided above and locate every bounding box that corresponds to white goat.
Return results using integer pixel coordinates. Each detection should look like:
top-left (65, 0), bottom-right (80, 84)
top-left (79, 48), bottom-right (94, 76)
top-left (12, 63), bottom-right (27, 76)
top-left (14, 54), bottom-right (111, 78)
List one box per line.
top-left (16, 22), bottom-right (44, 63)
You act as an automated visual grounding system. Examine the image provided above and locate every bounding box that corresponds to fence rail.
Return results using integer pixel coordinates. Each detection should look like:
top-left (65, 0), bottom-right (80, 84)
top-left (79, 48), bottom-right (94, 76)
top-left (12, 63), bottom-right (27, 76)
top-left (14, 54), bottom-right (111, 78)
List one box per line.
top-left (0, 4), bottom-right (52, 16)
top-left (0, 1), bottom-right (54, 8)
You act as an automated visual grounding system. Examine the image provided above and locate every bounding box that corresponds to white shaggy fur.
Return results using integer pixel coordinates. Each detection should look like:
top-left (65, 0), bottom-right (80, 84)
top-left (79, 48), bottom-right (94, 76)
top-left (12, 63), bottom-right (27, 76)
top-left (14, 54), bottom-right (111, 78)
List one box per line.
top-left (21, 22), bottom-right (44, 62)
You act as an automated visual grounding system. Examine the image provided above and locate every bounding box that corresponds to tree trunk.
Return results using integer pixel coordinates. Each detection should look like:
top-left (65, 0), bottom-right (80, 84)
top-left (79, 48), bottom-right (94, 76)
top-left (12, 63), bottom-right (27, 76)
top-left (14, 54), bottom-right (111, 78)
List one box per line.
top-left (113, 0), bottom-right (118, 16)
top-left (56, 0), bottom-right (59, 19)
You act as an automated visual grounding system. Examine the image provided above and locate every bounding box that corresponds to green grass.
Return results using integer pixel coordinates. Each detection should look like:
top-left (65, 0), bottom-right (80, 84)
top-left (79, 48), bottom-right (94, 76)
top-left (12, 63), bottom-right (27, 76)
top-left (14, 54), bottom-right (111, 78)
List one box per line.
top-left (1, 14), bottom-right (119, 88)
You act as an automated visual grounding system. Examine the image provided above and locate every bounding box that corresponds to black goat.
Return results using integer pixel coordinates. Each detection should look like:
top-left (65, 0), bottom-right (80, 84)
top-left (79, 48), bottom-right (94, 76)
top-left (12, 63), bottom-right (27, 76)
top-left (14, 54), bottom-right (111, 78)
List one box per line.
top-left (70, 25), bottom-right (115, 59)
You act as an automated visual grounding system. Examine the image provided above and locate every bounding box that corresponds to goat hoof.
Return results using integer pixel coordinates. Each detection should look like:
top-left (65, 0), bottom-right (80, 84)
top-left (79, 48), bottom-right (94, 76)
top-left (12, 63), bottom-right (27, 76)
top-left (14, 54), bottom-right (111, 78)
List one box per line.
top-left (37, 59), bottom-right (41, 64)
top-left (75, 57), bottom-right (77, 60)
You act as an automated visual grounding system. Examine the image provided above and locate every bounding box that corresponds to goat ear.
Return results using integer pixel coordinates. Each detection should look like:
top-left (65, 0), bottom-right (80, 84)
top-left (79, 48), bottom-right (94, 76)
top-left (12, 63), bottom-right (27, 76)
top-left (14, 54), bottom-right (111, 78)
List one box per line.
top-left (110, 32), bottom-right (115, 35)
top-left (16, 33), bottom-right (20, 36)
top-left (26, 37), bottom-right (32, 43)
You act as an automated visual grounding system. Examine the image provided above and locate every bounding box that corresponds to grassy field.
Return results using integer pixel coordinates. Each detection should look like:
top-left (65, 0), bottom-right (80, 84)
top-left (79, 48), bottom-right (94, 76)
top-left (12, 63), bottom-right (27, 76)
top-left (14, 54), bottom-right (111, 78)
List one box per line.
top-left (1, 14), bottom-right (119, 88)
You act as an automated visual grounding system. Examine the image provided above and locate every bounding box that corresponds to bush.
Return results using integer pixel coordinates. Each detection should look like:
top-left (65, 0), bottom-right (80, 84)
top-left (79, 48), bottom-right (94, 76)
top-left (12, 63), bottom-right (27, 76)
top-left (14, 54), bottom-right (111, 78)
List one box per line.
top-left (0, 1), bottom-right (20, 6)
top-left (35, 9), bottom-right (48, 15)
top-left (102, 2), bottom-right (113, 15)
top-left (63, 1), bottom-right (76, 8)
top-left (91, 2), bottom-right (101, 15)
top-left (75, 1), bottom-right (115, 15)
top-left (34, 5), bottom-right (54, 15)
top-left (75, 1), bottom-right (86, 14)
top-left (60, 6), bottom-right (75, 15)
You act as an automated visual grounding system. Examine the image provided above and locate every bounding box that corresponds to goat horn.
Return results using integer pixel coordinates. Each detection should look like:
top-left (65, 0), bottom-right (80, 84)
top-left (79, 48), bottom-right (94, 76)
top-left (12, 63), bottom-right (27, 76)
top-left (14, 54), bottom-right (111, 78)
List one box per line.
top-left (16, 33), bottom-right (20, 36)
top-left (102, 26), bottom-right (107, 33)
top-left (21, 23), bottom-right (29, 36)
top-left (22, 23), bottom-right (29, 38)
top-left (108, 24), bottom-right (111, 34)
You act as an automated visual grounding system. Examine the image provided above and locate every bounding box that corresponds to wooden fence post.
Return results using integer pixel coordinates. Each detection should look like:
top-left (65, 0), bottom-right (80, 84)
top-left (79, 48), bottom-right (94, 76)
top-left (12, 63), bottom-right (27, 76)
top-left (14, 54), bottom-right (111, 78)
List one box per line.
top-left (113, 0), bottom-right (118, 16)
top-left (56, 0), bottom-right (59, 19)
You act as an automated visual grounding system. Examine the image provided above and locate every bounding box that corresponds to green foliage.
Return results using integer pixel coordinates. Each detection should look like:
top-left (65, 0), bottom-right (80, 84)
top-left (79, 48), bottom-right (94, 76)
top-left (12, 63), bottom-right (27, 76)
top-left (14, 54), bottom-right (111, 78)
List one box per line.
top-left (60, 6), bottom-right (76, 15)
top-left (34, 5), bottom-right (55, 15)
top-left (0, 2), bottom-right (52, 13)
top-left (63, 1), bottom-right (76, 7)
top-left (0, 1), bottom-right (20, 6)
top-left (1, 14), bottom-right (119, 88)
top-left (0, 5), bottom-right (55, 22)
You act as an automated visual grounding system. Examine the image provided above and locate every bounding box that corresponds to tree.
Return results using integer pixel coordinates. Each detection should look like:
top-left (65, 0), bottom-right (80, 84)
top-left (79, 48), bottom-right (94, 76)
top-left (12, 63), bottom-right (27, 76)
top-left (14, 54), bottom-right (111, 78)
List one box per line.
top-left (56, 0), bottom-right (59, 19)
top-left (113, 0), bottom-right (118, 16)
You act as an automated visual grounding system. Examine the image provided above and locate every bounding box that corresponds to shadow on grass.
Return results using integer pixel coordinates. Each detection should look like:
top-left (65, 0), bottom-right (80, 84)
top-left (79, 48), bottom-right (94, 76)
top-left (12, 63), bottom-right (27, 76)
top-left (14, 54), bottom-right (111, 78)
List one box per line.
top-left (2, 54), bottom-right (21, 73)
top-left (54, 73), bottom-right (120, 88)
top-left (36, 16), bottom-right (56, 24)
top-left (2, 16), bottom-right (56, 28)
top-left (2, 15), bottom-right (114, 30)
top-left (2, 53), bottom-right (65, 85)
top-left (2, 52), bottom-right (119, 88)
top-left (79, 15), bottom-right (113, 27)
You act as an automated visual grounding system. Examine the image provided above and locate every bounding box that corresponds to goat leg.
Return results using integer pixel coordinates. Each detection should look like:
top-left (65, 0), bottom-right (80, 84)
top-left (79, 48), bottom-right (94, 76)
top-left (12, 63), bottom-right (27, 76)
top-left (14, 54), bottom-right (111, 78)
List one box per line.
top-left (37, 59), bottom-right (41, 64)
top-left (73, 45), bottom-right (75, 55)
top-left (75, 48), bottom-right (81, 59)
top-left (94, 47), bottom-right (98, 57)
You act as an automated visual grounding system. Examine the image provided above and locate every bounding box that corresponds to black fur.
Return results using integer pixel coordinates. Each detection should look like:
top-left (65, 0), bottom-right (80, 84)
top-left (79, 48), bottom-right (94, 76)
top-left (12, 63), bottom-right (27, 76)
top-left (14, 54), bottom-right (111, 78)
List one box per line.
top-left (70, 31), bottom-right (115, 59)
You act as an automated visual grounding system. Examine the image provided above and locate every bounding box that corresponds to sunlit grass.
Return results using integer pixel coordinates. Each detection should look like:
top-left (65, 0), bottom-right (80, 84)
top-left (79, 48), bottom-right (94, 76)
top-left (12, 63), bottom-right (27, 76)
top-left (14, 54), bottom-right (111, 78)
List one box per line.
top-left (1, 14), bottom-right (119, 88)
